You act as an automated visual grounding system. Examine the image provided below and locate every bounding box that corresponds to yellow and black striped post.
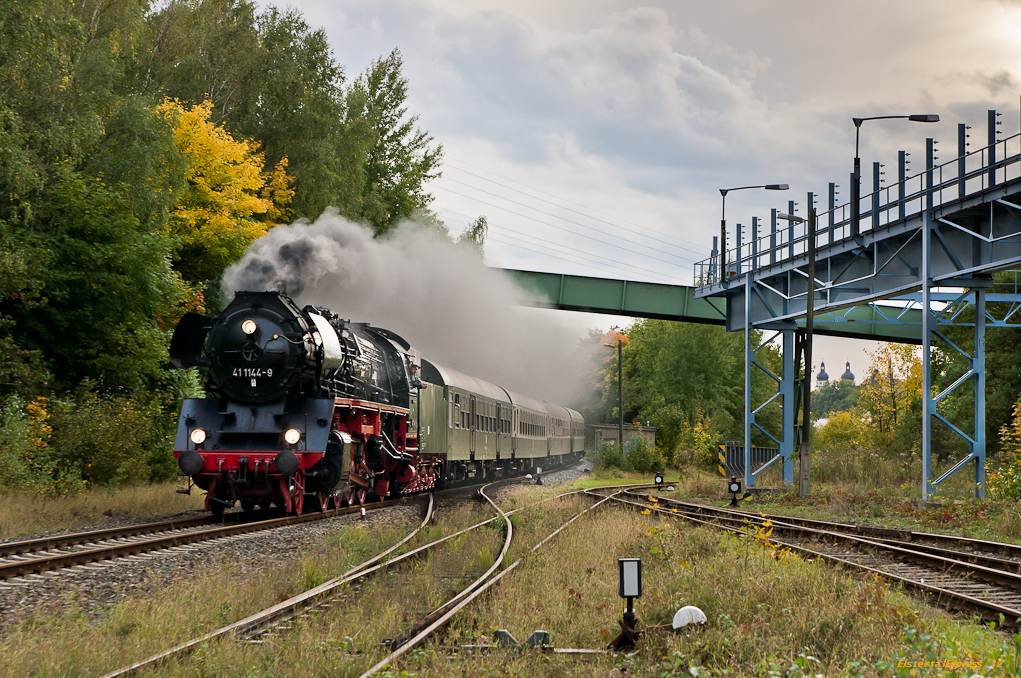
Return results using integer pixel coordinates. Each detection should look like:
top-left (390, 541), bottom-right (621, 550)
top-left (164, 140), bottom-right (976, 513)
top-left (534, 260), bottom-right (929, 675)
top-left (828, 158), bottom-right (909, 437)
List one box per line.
top-left (718, 445), bottom-right (726, 477)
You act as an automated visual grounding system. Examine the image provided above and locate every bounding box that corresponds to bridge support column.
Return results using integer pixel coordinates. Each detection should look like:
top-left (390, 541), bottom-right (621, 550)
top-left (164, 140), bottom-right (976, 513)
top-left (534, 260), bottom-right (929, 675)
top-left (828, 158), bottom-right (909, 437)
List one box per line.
top-left (920, 152), bottom-right (987, 499)
top-left (744, 279), bottom-right (752, 488)
top-left (743, 322), bottom-right (797, 489)
top-left (922, 287), bottom-right (988, 499)
top-left (975, 289), bottom-right (987, 498)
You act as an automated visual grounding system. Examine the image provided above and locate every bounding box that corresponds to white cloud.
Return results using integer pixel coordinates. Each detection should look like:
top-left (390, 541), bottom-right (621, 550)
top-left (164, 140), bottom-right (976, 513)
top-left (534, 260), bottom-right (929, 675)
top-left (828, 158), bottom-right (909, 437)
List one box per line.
top-left (262, 0), bottom-right (1021, 339)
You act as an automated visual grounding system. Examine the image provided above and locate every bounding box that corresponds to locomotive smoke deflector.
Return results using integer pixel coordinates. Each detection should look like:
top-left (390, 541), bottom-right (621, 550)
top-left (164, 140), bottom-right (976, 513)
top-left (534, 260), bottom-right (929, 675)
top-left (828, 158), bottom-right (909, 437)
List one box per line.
top-left (307, 312), bottom-right (344, 370)
top-left (169, 312), bottom-right (212, 368)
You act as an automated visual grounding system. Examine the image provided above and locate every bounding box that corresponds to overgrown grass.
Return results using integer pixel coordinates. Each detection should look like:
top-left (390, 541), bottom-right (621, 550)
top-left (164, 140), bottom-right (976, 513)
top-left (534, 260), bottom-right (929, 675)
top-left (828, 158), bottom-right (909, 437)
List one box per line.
top-left (2, 484), bottom-right (1016, 677)
top-left (0, 481), bottom-right (206, 540)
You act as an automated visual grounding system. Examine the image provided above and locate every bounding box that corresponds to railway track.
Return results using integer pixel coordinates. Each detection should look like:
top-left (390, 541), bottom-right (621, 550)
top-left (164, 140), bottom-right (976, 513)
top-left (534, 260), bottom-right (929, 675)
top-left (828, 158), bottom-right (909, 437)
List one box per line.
top-left (0, 502), bottom-right (400, 583)
top-left (600, 489), bottom-right (1021, 628)
top-left (0, 460), bottom-right (583, 586)
top-left (356, 483), bottom-right (630, 678)
top-left (99, 479), bottom-right (648, 677)
top-left (632, 492), bottom-right (1021, 560)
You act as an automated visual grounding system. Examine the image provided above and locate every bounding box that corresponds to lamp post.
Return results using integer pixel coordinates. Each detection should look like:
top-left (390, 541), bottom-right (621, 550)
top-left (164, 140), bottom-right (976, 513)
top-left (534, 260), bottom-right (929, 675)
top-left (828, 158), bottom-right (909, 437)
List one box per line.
top-left (719, 184), bottom-right (789, 275)
top-left (850, 114), bottom-right (939, 238)
top-left (604, 340), bottom-right (624, 450)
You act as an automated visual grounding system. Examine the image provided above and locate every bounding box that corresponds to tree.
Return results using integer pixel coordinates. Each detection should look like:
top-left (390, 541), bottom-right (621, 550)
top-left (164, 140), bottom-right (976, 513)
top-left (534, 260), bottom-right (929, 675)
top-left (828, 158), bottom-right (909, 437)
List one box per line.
top-left (812, 379), bottom-right (860, 418)
top-left (859, 344), bottom-right (915, 435)
top-left (158, 98), bottom-right (293, 282)
top-left (577, 320), bottom-right (763, 458)
top-left (346, 49), bottom-right (443, 233)
top-left (137, 0), bottom-right (363, 223)
top-left (6, 174), bottom-right (185, 393)
top-left (456, 215), bottom-right (488, 257)
top-left (0, 0), bottom-right (187, 398)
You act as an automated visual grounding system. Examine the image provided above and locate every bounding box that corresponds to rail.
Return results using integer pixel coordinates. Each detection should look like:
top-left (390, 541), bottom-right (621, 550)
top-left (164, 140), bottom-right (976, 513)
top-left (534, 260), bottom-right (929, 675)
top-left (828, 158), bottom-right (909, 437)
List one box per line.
top-left (603, 490), bottom-right (1021, 627)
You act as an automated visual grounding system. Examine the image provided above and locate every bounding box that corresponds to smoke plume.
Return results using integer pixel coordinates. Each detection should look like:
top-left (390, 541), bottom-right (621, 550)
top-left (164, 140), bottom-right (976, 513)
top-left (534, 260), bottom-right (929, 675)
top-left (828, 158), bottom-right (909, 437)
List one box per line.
top-left (222, 210), bottom-right (597, 405)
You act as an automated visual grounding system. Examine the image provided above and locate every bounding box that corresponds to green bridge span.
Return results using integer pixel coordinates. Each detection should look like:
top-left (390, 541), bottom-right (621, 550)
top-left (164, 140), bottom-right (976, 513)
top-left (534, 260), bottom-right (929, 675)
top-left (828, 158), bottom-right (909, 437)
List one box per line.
top-left (499, 268), bottom-right (923, 343)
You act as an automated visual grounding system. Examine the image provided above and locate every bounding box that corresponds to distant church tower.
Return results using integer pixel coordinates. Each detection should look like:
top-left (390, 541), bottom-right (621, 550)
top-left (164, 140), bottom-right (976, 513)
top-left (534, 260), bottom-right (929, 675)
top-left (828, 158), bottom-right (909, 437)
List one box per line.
top-left (816, 361), bottom-right (829, 384)
top-left (841, 360), bottom-right (855, 381)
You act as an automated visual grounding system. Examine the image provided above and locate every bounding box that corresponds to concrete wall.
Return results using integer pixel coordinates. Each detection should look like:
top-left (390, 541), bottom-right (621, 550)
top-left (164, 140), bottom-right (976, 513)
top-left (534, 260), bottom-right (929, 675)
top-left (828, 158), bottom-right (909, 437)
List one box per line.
top-left (590, 424), bottom-right (657, 451)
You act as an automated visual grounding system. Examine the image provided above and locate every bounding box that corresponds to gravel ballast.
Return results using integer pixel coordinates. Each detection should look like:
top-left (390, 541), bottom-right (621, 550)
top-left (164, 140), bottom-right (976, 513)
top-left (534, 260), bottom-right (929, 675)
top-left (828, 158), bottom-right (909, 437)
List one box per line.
top-left (0, 459), bottom-right (593, 632)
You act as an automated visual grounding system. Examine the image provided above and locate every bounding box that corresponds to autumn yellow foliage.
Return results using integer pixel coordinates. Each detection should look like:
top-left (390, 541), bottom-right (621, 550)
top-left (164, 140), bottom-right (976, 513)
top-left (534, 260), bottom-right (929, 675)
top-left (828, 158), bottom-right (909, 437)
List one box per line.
top-left (990, 397), bottom-right (1021, 499)
top-left (157, 99), bottom-right (294, 280)
top-left (858, 343), bottom-right (922, 437)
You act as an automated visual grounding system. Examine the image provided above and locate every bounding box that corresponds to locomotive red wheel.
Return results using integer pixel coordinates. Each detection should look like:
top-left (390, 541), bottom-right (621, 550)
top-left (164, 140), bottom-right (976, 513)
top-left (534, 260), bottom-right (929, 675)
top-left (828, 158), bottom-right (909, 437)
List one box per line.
top-left (318, 492), bottom-right (330, 512)
top-left (344, 486), bottom-right (356, 506)
top-left (357, 488), bottom-right (367, 505)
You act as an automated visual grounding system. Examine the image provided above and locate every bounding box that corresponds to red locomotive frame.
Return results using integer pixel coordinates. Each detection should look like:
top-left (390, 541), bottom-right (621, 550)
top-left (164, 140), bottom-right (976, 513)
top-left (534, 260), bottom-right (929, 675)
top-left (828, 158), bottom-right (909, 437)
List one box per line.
top-left (175, 397), bottom-right (437, 515)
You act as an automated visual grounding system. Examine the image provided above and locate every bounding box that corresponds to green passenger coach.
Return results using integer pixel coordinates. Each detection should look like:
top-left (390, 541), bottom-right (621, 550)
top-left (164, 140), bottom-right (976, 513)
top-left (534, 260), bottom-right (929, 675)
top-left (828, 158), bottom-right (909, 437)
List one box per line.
top-left (418, 359), bottom-right (584, 483)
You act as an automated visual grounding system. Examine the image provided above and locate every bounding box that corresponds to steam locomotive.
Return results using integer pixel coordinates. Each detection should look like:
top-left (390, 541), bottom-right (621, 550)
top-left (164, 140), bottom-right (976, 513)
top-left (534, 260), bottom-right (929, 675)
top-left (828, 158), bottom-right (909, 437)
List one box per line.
top-left (169, 291), bottom-right (584, 515)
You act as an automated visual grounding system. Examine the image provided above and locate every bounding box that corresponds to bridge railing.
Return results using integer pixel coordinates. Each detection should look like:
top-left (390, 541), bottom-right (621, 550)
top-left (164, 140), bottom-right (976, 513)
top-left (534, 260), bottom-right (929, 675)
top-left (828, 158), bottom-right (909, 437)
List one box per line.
top-left (695, 131), bottom-right (1021, 290)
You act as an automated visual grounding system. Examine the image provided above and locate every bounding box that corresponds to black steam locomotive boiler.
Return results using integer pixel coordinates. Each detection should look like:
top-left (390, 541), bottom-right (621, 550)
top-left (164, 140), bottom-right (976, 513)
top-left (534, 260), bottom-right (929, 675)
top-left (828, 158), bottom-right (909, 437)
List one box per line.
top-left (169, 291), bottom-right (426, 515)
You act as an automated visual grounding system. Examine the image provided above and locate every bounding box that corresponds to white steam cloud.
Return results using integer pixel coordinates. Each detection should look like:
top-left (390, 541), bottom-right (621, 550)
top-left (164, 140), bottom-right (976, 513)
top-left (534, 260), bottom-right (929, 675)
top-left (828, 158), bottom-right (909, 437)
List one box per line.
top-left (222, 211), bottom-right (596, 405)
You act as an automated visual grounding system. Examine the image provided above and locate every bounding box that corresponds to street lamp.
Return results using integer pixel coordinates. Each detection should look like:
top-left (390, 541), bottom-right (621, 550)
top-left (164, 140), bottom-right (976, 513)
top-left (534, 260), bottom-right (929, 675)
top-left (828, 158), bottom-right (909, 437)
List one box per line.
top-left (719, 184), bottom-right (789, 275)
top-left (850, 114), bottom-right (939, 238)
top-left (604, 340), bottom-right (624, 450)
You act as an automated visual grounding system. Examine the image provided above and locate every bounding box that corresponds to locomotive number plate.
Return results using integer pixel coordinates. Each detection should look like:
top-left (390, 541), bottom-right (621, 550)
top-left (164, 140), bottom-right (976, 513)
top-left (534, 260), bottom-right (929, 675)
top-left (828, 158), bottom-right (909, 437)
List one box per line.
top-left (232, 367), bottom-right (274, 377)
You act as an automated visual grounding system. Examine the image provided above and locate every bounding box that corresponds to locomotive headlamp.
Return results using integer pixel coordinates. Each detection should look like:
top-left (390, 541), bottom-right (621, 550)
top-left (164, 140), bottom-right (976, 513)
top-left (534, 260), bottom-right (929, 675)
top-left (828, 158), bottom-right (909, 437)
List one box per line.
top-left (284, 428), bottom-right (301, 445)
top-left (190, 428), bottom-right (207, 445)
top-left (241, 319), bottom-right (258, 335)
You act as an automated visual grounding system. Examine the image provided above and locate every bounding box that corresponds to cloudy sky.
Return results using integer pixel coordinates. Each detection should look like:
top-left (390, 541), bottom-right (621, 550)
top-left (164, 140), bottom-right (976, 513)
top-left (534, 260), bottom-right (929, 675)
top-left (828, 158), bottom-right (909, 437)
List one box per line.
top-left (269, 0), bottom-right (1021, 379)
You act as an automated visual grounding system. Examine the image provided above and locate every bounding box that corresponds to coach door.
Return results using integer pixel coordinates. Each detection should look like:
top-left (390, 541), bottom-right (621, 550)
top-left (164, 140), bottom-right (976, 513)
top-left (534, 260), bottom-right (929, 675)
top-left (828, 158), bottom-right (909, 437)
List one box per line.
top-left (469, 395), bottom-right (476, 458)
top-left (547, 415), bottom-right (552, 455)
top-left (495, 404), bottom-right (502, 457)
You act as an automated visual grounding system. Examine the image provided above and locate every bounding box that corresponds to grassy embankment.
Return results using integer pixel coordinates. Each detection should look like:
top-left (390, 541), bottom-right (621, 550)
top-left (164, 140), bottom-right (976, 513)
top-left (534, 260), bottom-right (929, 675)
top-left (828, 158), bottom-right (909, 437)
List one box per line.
top-left (0, 483), bottom-right (1018, 677)
top-left (0, 481), bottom-right (205, 541)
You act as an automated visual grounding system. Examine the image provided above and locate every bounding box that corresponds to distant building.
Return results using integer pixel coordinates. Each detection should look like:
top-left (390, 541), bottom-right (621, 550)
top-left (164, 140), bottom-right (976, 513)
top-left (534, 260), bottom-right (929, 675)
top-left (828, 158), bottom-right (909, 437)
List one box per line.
top-left (817, 361), bottom-right (829, 383)
top-left (590, 423), bottom-right (657, 451)
top-left (841, 360), bottom-right (855, 381)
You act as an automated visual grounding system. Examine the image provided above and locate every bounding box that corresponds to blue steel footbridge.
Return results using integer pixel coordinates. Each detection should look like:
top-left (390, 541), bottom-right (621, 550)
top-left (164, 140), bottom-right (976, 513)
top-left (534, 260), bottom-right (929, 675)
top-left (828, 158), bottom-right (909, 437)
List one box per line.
top-left (695, 108), bottom-right (1021, 498)
top-left (499, 107), bottom-right (1021, 499)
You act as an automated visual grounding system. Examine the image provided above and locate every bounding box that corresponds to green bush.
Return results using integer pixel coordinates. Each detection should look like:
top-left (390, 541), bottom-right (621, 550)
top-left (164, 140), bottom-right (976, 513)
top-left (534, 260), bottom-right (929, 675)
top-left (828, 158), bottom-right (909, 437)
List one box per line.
top-left (597, 440), bottom-right (624, 470)
top-left (623, 437), bottom-right (663, 473)
top-left (0, 396), bottom-right (86, 494)
top-left (596, 437), bottom-right (664, 474)
top-left (48, 386), bottom-right (176, 487)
